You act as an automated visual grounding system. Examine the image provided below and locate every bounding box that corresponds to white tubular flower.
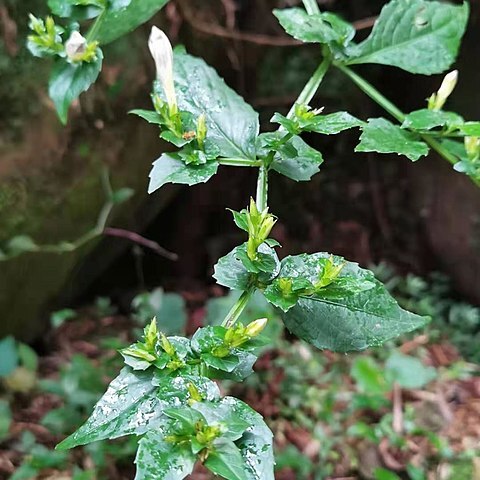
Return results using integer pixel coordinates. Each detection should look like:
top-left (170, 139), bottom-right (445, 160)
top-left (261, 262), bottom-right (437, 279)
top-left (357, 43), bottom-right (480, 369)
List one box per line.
top-left (149, 26), bottom-right (177, 113)
top-left (433, 70), bottom-right (458, 110)
top-left (65, 31), bottom-right (87, 62)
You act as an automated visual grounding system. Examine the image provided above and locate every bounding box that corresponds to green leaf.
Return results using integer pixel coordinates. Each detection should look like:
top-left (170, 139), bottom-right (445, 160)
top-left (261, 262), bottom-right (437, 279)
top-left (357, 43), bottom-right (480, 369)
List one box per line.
top-left (213, 246), bottom-right (252, 291)
top-left (48, 0), bottom-right (102, 20)
top-left (0, 336), bottom-right (18, 377)
top-left (49, 52), bottom-right (103, 124)
top-left (193, 398), bottom-right (251, 441)
top-left (260, 133), bottom-right (324, 181)
top-left (402, 109), bottom-right (464, 131)
top-left (385, 352), bottom-right (436, 389)
top-left (456, 122), bottom-right (480, 136)
top-left (229, 209), bottom-right (249, 232)
top-left (279, 253), bottom-right (428, 352)
top-left (270, 112), bottom-right (365, 135)
top-left (57, 368), bottom-right (178, 449)
top-left (273, 8), bottom-right (355, 47)
top-left (346, 0), bottom-right (469, 75)
top-left (148, 153), bottom-right (218, 193)
top-left (374, 468), bottom-right (402, 480)
top-left (351, 357), bottom-right (390, 395)
top-left (190, 326), bottom-right (257, 378)
top-left (132, 288), bottom-right (187, 334)
top-left (263, 280), bottom-right (300, 313)
top-left (226, 399), bottom-right (275, 480)
top-left (236, 245), bottom-right (278, 275)
top-left (129, 109), bottom-right (163, 125)
top-left (437, 139), bottom-right (480, 180)
top-left (96, 0), bottom-right (169, 45)
top-left (211, 353), bottom-right (257, 381)
top-left (17, 343), bottom-right (38, 372)
top-left (164, 406), bottom-right (204, 433)
top-left (135, 431), bottom-right (196, 480)
top-left (356, 118), bottom-right (429, 161)
top-left (264, 258), bottom-right (374, 313)
top-left (301, 111), bottom-right (364, 135)
top-left (172, 52), bottom-right (259, 160)
top-left (213, 243), bottom-right (280, 290)
top-left (205, 440), bottom-right (248, 480)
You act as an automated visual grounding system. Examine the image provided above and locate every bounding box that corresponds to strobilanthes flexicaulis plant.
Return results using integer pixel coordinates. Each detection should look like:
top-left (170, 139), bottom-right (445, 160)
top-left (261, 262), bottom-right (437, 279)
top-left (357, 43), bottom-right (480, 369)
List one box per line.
top-left (24, 0), bottom-right (480, 477)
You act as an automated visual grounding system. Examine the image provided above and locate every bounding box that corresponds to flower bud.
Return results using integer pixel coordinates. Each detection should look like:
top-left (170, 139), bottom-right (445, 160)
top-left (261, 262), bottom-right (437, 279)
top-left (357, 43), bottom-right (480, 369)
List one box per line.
top-left (196, 113), bottom-right (207, 148)
top-left (149, 26), bottom-right (177, 114)
top-left (144, 317), bottom-right (158, 351)
top-left (65, 31), bottom-right (87, 62)
top-left (160, 333), bottom-right (175, 357)
top-left (245, 317), bottom-right (268, 338)
top-left (431, 70), bottom-right (458, 111)
top-left (187, 382), bottom-right (203, 404)
top-left (465, 136), bottom-right (480, 161)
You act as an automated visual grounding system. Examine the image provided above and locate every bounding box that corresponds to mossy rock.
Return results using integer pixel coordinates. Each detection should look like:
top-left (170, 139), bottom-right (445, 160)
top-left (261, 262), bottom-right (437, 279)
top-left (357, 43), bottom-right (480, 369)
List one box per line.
top-left (0, 104), bottom-right (174, 340)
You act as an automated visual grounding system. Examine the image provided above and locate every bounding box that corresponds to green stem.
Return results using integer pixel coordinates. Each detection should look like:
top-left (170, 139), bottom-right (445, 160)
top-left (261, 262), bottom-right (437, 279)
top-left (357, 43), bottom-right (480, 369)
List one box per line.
top-left (337, 64), bottom-right (480, 188)
top-left (287, 55), bottom-right (332, 119)
top-left (302, 0), bottom-right (321, 15)
top-left (256, 165), bottom-right (269, 211)
top-left (421, 136), bottom-right (457, 166)
top-left (336, 64), bottom-right (405, 122)
top-left (222, 286), bottom-right (256, 328)
top-left (221, 27), bottom-right (330, 329)
top-left (218, 158), bottom-right (262, 167)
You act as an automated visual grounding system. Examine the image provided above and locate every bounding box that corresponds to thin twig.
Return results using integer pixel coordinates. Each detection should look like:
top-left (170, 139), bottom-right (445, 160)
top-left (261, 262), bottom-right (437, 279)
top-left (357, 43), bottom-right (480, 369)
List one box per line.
top-left (392, 383), bottom-right (403, 434)
top-left (103, 228), bottom-right (178, 261)
top-left (176, 0), bottom-right (377, 46)
top-left (176, 0), bottom-right (300, 46)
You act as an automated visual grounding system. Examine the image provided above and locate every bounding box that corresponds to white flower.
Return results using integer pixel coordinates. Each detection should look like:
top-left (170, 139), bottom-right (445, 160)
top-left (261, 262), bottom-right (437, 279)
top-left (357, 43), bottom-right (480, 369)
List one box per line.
top-left (149, 26), bottom-right (177, 113)
top-left (432, 70), bottom-right (458, 110)
top-left (65, 31), bottom-right (87, 62)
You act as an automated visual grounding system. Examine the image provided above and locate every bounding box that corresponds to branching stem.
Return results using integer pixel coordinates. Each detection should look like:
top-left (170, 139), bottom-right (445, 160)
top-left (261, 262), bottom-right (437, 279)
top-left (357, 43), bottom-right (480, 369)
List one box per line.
top-left (337, 64), bottom-right (480, 188)
top-left (287, 55), bottom-right (332, 119)
top-left (222, 286), bottom-right (256, 328)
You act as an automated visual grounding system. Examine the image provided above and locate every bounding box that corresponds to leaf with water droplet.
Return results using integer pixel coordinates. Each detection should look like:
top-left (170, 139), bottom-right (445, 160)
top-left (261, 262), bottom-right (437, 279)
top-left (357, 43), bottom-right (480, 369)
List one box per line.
top-left (135, 430), bottom-right (196, 480)
top-left (148, 153), bottom-right (218, 194)
top-left (171, 52), bottom-right (259, 160)
top-left (57, 368), bottom-right (205, 449)
top-left (346, 0), bottom-right (469, 74)
top-left (278, 253), bottom-right (428, 352)
top-left (213, 243), bottom-right (280, 291)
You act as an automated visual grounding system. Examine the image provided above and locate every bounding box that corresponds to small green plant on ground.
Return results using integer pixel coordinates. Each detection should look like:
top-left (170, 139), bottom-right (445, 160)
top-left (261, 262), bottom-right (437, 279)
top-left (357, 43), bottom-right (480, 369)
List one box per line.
top-left (23, 0), bottom-right (480, 478)
top-left (2, 271), bottom-right (479, 479)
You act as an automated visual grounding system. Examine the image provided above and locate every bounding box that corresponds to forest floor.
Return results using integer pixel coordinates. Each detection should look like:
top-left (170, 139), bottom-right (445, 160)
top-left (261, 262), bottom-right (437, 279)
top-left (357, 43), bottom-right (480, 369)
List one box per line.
top-left (1, 267), bottom-right (480, 480)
